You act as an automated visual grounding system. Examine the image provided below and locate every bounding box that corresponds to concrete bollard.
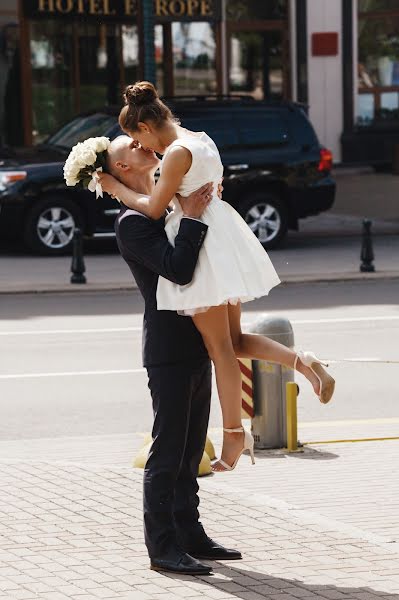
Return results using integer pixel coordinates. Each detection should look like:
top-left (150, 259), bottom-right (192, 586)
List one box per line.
top-left (248, 315), bottom-right (296, 449)
top-left (133, 434), bottom-right (214, 476)
top-left (70, 228), bottom-right (87, 284)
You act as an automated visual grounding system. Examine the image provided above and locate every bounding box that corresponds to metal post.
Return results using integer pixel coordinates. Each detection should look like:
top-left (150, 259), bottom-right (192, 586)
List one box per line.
top-left (70, 228), bottom-right (86, 284)
top-left (360, 219), bottom-right (375, 273)
top-left (141, 0), bottom-right (156, 84)
top-left (286, 382), bottom-right (298, 452)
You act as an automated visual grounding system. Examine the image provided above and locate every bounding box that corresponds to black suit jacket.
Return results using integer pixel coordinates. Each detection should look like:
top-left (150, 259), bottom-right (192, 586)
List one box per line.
top-left (115, 204), bottom-right (209, 368)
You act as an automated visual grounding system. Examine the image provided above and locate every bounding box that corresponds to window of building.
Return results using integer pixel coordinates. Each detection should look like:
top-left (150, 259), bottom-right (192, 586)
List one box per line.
top-left (172, 22), bottom-right (217, 95)
top-left (226, 0), bottom-right (287, 22)
top-left (226, 0), bottom-right (289, 101)
top-left (358, 2), bottom-right (399, 126)
top-left (29, 20), bottom-right (139, 144)
top-left (0, 22), bottom-right (23, 146)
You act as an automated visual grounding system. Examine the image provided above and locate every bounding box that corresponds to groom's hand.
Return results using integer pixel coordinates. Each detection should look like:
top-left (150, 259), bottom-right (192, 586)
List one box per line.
top-left (177, 182), bottom-right (213, 219)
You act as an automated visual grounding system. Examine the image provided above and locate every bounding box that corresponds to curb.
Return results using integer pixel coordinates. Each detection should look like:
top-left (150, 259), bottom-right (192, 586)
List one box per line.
top-left (1, 270), bottom-right (398, 295)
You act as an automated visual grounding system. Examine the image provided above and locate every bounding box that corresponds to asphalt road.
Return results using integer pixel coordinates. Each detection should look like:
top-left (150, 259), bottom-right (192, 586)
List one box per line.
top-left (1, 279), bottom-right (398, 441)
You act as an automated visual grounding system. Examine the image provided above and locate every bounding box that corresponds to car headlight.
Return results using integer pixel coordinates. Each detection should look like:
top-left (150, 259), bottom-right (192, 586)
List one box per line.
top-left (0, 171), bottom-right (27, 192)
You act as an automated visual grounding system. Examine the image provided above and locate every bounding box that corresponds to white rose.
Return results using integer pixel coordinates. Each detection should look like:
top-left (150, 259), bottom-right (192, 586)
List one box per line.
top-left (79, 146), bottom-right (97, 167)
top-left (65, 176), bottom-right (78, 187)
top-left (64, 158), bottom-right (81, 178)
top-left (73, 145), bottom-right (92, 168)
top-left (95, 137), bottom-right (110, 152)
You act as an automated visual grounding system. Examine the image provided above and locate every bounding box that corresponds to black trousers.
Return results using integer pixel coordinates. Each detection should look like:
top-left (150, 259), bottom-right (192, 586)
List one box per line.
top-left (144, 358), bottom-right (212, 559)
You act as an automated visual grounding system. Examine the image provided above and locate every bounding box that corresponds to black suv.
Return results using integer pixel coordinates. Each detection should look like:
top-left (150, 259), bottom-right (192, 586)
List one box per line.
top-left (0, 97), bottom-right (335, 255)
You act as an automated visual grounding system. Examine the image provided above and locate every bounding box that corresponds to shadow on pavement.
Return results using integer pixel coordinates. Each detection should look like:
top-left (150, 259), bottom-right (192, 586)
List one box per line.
top-left (252, 447), bottom-right (339, 461)
top-left (168, 563), bottom-right (399, 599)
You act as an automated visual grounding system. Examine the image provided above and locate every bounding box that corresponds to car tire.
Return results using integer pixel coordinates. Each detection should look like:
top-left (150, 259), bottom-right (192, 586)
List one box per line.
top-left (239, 193), bottom-right (288, 250)
top-left (24, 196), bottom-right (83, 256)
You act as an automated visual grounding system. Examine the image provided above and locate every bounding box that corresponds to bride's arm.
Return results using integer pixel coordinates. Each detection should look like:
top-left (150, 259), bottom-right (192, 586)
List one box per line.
top-left (99, 146), bottom-right (191, 220)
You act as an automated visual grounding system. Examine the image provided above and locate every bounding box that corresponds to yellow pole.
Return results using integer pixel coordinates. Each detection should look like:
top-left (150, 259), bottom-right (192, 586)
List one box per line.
top-left (286, 382), bottom-right (298, 452)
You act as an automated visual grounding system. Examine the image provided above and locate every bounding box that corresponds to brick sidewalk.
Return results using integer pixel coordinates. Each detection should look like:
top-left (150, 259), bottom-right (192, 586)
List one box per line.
top-left (0, 431), bottom-right (398, 600)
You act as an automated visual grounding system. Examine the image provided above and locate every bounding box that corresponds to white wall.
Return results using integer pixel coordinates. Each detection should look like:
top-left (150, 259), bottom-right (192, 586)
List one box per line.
top-left (307, 0), bottom-right (343, 162)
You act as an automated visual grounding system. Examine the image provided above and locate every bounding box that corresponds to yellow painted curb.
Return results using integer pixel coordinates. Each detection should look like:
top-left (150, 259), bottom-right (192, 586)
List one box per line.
top-left (303, 436), bottom-right (399, 445)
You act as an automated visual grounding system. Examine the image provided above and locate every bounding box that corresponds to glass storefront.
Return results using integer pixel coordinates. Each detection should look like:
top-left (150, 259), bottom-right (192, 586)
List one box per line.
top-left (226, 0), bottom-right (288, 101)
top-left (7, 0), bottom-right (291, 146)
top-left (229, 30), bottom-right (284, 100)
top-left (0, 22), bottom-right (23, 146)
top-left (358, 1), bottom-right (399, 126)
top-left (30, 20), bottom-right (139, 144)
top-left (172, 22), bottom-right (217, 95)
top-left (226, 0), bottom-right (287, 21)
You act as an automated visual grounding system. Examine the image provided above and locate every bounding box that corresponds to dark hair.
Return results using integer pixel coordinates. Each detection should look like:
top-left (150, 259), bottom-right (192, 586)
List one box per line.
top-left (119, 81), bottom-right (173, 133)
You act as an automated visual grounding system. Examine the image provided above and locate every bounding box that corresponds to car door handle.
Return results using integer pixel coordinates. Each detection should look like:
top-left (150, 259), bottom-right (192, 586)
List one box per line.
top-left (227, 164), bottom-right (249, 171)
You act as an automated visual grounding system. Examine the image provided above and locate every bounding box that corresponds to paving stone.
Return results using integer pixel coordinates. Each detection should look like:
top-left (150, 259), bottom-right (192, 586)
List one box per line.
top-left (0, 437), bottom-right (398, 600)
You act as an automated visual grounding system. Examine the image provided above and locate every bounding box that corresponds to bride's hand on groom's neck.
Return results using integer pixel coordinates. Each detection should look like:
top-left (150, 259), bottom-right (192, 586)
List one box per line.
top-left (98, 172), bottom-right (121, 198)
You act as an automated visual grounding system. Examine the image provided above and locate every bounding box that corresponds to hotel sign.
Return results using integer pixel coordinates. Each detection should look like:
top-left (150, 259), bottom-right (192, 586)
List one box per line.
top-left (24, 0), bottom-right (221, 22)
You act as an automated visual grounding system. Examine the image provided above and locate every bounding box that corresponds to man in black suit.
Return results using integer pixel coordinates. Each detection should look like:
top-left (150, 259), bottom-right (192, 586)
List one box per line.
top-left (106, 136), bottom-right (241, 575)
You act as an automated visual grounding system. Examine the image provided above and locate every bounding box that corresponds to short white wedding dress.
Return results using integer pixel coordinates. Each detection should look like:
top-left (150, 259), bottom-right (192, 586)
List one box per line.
top-left (156, 131), bottom-right (281, 315)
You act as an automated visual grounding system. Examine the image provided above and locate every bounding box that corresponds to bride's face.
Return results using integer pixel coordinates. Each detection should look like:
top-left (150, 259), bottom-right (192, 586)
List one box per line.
top-left (131, 123), bottom-right (166, 155)
top-left (122, 139), bottom-right (160, 173)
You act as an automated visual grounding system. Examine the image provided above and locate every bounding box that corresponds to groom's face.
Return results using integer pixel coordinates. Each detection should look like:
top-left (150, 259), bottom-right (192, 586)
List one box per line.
top-left (110, 136), bottom-right (160, 175)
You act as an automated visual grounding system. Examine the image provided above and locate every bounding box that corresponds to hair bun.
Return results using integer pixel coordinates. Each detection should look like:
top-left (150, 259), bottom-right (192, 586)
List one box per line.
top-left (124, 81), bottom-right (158, 106)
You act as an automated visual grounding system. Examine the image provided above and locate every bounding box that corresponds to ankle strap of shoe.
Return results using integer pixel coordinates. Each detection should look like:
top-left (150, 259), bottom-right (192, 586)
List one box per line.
top-left (223, 427), bottom-right (244, 433)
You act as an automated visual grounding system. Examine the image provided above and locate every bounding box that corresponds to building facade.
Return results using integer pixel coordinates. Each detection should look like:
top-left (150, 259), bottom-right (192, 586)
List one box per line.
top-left (0, 1), bottom-right (398, 165)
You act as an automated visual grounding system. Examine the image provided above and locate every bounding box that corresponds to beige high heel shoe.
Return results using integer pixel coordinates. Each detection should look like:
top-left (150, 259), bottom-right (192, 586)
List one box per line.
top-left (294, 350), bottom-right (335, 404)
top-left (212, 427), bottom-right (255, 472)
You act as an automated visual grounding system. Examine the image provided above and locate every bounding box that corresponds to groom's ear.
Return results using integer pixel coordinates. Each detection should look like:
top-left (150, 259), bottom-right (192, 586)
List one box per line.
top-left (115, 160), bottom-right (129, 172)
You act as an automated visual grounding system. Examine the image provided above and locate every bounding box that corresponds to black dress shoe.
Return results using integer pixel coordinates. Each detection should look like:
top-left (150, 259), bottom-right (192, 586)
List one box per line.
top-left (150, 551), bottom-right (213, 575)
top-left (185, 537), bottom-right (242, 561)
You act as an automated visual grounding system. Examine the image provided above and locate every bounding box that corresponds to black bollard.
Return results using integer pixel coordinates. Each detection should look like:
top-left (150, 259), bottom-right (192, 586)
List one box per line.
top-left (70, 227), bottom-right (87, 284)
top-left (360, 219), bottom-right (375, 273)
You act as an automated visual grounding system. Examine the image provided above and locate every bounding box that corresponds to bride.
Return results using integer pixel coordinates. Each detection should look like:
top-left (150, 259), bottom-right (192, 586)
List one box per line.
top-left (99, 81), bottom-right (335, 471)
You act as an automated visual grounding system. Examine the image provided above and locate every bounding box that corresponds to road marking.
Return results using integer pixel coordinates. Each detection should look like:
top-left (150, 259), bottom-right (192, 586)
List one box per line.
top-left (299, 417), bottom-right (399, 428)
top-left (0, 327), bottom-right (142, 336)
top-left (291, 315), bottom-right (399, 325)
top-left (0, 368), bottom-right (145, 380)
top-left (1, 314), bottom-right (399, 337)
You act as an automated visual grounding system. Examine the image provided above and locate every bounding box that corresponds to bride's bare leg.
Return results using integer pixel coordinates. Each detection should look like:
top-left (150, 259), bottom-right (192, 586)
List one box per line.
top-left (228, 303), bottom-right (321, 394)
top-left (192, 305), bottom-right (245, 471)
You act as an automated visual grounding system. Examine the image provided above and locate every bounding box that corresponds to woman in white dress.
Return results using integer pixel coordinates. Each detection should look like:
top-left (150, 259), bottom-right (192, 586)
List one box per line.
top-left (99, 82), bottom-right (335, 471)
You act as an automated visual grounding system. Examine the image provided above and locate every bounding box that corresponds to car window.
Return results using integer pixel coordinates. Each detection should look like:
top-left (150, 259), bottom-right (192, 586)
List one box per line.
top-left (238, 111), bottom-right (289, 147)
top-left (47, 113), bottom-right (117, 150)
top-left (176, 112), bottom-right (239, 150)
top-left (287, 108), bottom-right (319, 148)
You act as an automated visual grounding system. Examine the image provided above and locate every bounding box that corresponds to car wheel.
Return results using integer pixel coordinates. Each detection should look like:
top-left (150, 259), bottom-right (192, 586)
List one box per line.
top-left (240, 193), bottom-right (288, 249)
top-left (24, 196), bottom-right (83, 256)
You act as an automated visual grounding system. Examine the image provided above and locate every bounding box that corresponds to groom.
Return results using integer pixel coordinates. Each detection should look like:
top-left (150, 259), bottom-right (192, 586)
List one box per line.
top-left (107, 136), bottom-right (241, 575)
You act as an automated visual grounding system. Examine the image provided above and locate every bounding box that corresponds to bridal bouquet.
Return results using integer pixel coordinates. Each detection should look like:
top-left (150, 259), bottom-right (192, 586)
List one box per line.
top-left (63, 136), bottom-right (110, 198)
